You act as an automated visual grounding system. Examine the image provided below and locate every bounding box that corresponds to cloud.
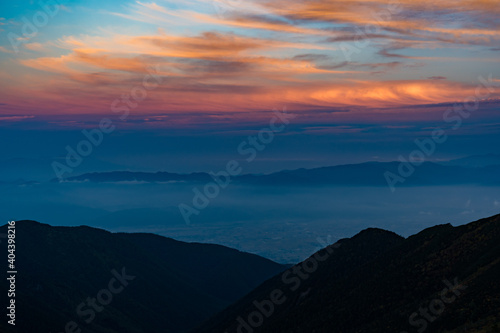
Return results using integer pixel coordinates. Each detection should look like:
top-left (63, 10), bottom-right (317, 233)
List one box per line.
top-left (11, 23), bottom-right (500, 118)
top-left (0, 46), bottom-right (14, 54)
top-left (2, 0), bottom-right (499, 123)
top-left (0, 115), bottom-right (35, 121)
top-left (190, 12), bottom-right (332, 35)
top-left (24, 43), bottom-right (44, 51)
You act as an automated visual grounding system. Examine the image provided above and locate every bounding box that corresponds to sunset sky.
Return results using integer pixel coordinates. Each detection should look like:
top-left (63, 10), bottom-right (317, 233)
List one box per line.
top-left (0, 0), bottom-right (499, 174)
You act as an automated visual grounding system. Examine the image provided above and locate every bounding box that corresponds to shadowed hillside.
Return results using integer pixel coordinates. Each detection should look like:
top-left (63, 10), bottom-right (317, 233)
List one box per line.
top-left (0, 221), bottom-right (286, 333)
top-left (194, 214), bottom-right (500, 333)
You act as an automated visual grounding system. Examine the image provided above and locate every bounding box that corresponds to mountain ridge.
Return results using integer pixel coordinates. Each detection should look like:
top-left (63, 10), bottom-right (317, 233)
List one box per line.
top-left (193, 213), bottom-right (500, 333)
top-left (52, 160), bottom-right (500, 187)
top-left (0, 220), bottom-right (286, 333)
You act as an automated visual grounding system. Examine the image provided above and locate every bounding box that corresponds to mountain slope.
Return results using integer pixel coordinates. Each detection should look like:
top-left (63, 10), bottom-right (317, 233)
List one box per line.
top-left (194, 214), bottom-right (500, 333)
top-left (0, 221), bottom-right (286, 333)
top-left (193, 228), bottom-right (405, 332)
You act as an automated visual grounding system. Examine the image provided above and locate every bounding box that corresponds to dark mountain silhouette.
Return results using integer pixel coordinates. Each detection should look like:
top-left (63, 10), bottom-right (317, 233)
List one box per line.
top-left (3, 214), bottom-right (500, 333)
top-left (194, 214), bottom-right (500, 333)
top-left (0, 221), bottom-right (286, 333)
top-left (55, 161), bottom-right (500, 186)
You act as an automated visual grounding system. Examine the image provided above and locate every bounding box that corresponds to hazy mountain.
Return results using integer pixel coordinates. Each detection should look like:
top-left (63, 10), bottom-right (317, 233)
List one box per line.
top-left (0, 157), bottom-right (125, 182)
top-left (441, 154), bottom-right (500, 168)
top-left (237, 161), bottom-right (472, 186)
top-left (53, 170), bottom-right (213, 183)
top-left (57, 161), bottom-right (500, 186)
top-left (0, 221), bottom-right (286, 333)
top-left (0, 179), bottom-right (39, 185)
top-left (194, 214), bottom-right (500, 333)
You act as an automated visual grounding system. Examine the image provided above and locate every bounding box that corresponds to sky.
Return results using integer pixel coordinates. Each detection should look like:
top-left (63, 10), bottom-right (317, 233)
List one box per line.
top-left (0, 1), bottom-right (500, 257)
top-left (0, 0), bottom-right (499, 175)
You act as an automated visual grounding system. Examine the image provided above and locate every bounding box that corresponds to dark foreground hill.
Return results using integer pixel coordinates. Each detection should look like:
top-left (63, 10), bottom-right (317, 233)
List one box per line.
top-left (194, 214), bottom-right (500, 333)
top-left (0, 221), bottom-right (286, 333)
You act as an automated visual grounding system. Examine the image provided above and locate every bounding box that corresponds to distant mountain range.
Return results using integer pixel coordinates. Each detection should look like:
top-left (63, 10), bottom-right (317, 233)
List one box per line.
top-left (2, 154), bottom-right (499, 185)
top-left (0, 221), bottom-right (285, 333)
top-left (441, 153), bottom-right (500, 168)
top-left (55, 157), bottom-right (500, 186)
top-left (236, 161), bottom-right (500, 186)
top-left (194, 214), bottom-right (500, 333)
top-left (56, 170), bottom-right (214, 184)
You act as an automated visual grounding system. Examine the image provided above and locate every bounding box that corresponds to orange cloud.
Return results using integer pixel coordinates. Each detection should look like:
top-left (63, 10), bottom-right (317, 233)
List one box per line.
top-left (251, 0), bottom-right (500, 48)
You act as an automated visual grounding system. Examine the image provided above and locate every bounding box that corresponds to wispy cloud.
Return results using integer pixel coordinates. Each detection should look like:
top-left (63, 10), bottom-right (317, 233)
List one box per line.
top-left (0, 0), bottom-right (499, 123)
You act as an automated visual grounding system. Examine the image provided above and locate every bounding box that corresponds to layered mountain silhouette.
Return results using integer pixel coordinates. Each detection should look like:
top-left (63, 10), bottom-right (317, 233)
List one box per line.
top-left (0, 221), bottom-right (285, 333)
top-left (2, 214), bottom-right (500, 333)
top-left (55, 160), bottom-right (500, 186)
top-left (194, 214), bottom-right (500, 333)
